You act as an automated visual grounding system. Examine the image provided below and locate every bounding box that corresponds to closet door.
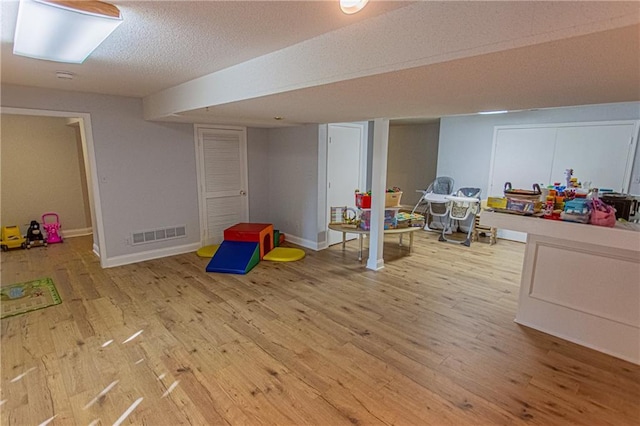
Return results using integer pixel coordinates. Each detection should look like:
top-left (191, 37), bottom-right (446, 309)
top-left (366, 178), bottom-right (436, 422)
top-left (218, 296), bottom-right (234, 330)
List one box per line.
top-left (196, 126), bottom-right (249, 246)
top-left (488, 127), bottom-right (556, 197)
top-left (552, 124), bottom-right (637, 192)
top-left (488, 120), bottom-right (639, 242)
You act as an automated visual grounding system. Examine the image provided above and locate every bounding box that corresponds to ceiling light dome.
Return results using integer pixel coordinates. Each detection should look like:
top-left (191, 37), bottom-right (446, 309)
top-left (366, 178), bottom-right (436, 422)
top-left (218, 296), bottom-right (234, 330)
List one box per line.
top-left (340, 0), bottom-right (369, 15)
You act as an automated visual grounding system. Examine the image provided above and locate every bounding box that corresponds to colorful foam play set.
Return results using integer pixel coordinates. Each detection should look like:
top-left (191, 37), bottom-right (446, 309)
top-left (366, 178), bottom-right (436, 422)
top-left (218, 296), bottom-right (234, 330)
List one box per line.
top-left (202, 223), bottom-right (305, 274)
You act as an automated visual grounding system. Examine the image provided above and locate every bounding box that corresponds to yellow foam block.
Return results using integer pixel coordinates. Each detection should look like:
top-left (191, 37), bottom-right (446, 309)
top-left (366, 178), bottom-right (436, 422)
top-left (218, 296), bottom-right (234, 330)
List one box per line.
top-left (196, 244), bottom-right (219, 258)
top-left (263, 247), bottom-right (305, 262)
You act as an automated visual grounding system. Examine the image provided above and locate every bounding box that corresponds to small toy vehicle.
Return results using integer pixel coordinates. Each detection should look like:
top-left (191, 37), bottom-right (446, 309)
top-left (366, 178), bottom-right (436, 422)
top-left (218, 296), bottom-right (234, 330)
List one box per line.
top-left (1, 225), bottom-right (27, 251)
top-left (26, 220), bottom-right (47, 248)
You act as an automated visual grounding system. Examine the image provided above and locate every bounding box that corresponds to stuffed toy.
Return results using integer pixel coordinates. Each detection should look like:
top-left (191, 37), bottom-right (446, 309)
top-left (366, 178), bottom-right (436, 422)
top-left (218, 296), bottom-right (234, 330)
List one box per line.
top-left (26, 220), bottom-right (47, 248)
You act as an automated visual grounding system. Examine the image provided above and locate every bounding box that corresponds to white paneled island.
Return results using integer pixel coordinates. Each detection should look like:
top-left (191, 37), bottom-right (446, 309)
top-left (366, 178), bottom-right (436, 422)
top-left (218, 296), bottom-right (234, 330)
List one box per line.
top-left (481, 210), bottom-right (640, 364)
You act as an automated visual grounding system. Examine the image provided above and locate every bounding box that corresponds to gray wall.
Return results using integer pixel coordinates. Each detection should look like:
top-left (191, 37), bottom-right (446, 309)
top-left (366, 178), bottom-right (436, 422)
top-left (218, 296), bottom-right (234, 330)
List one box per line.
top-left (387, 122), bottom-right (440, 206)
top-left (1, 84), bottom-right (200, 260)
top-left (247, 127), bottom-right (270, 223)
top-left (438, 102), bottom-right (640, 198)
top-left (267, 124), bottom-right (320, 245)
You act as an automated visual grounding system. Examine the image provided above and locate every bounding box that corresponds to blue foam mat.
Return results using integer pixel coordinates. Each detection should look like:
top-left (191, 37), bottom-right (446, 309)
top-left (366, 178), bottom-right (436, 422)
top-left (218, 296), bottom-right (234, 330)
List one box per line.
top-left (206, 240), bottom-right (260, 274)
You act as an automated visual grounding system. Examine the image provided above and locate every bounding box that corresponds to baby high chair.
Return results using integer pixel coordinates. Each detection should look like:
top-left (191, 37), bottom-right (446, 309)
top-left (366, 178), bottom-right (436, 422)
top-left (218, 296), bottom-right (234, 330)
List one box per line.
top-left (411, 176), bottom-right (455, 232)
top-left (438, 187), bottom-right (481, 246)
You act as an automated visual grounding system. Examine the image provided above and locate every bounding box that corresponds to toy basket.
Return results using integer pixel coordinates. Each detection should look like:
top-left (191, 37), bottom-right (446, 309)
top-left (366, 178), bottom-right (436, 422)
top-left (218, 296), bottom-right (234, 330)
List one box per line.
top-left (385, 192), bottom-right (402, 207)
top-left (355, 193), bottom-right (371, 209)
top-left (589, 199), bottom-right (616, 227)
top-left (504, 182), bottom-right (541, 201)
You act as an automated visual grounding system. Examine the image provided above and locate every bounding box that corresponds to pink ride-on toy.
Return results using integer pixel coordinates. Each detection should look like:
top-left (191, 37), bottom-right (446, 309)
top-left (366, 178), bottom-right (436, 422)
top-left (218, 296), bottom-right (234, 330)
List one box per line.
top-left (42, 213), bottom-right (63, 244)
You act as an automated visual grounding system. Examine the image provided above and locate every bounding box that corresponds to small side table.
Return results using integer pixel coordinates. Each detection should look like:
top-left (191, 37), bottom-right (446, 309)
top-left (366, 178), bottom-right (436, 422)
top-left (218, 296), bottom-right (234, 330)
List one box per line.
top-left (473, 213), bottom-right (497, 245)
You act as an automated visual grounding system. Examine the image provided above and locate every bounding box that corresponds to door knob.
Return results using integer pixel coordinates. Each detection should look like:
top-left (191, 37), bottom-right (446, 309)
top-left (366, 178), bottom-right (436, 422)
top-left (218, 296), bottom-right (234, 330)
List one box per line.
top-left (240, 190), bottom-right (247, 196)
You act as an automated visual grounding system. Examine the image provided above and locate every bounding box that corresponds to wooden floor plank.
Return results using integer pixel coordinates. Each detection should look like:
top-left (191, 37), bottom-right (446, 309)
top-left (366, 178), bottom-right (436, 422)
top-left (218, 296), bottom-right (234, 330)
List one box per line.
top-left (2, 233), bottom-right (639, 425)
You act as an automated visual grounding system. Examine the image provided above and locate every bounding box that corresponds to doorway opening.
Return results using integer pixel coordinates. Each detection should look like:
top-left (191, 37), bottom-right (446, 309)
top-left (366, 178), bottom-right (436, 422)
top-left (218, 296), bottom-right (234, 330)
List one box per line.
top-left (324, 122), bottom-right (368, 247)
top-left (1, 107), bottom-right (106, 266)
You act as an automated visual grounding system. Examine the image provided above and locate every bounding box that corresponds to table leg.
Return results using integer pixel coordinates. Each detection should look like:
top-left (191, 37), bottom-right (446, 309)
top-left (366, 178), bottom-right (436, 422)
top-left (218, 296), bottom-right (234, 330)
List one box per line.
top-left (358, 235), bottom-right (363, 261)
top-left (409, 231), bottom-right (414, 253)
top-left (341, 232), bottom-right (346, 250)
top-left (399, 234), bottom-right (404, 247)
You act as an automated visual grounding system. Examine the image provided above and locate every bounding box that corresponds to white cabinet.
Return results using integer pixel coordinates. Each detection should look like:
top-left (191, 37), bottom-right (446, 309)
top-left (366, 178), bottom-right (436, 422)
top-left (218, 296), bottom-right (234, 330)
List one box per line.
top-left (488, 120), bottom-right (639, 197)
top-left (481, 211), bottom-right (640, 364)
top-left (488, 120), bottom-right (639, 242)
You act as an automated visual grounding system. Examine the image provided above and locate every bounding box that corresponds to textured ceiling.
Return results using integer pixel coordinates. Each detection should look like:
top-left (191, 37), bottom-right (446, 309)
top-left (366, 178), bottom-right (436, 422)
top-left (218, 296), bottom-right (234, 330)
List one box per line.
top-left (175, 24), bottom-right (640, 125)
top-left (1, 1), bottom-right (639, 127)
top-left (0, 1), bottom-right (410, 97)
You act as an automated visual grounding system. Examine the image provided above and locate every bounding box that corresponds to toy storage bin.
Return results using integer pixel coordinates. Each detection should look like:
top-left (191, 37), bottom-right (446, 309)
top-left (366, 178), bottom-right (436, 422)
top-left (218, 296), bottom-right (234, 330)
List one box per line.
top-left (506, 198), bottom-right (541, 214)
top-left (396, 212), bottom-right (425, 228)
top-left (601, 193), bottom-right (635, 221)
top-left (487, 197), bottom-right (507, 209)
top-left (355, 193), bottom-right (371, 208)
top-left (385, 192), bottom-right (402, 207)
top-left (561, 199), bottom-right (590, 224)
top-left (359, 208), bottom-right (399, 230)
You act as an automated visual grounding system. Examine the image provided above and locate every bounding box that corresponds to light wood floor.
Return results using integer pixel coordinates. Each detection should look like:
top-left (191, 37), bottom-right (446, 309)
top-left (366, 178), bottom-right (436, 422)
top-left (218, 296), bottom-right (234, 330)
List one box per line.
top-left (1, 233), bottom-right (638, 425)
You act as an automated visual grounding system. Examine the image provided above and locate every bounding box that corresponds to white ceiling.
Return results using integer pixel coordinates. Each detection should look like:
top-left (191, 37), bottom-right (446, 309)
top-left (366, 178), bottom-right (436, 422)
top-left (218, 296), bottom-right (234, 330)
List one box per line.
top-left (1, 1), bottom-right (639, 128)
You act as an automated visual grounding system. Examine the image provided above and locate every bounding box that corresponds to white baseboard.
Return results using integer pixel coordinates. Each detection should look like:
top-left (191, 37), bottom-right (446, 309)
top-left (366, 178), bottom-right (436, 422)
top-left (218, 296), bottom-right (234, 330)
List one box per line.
top-left (366, 258), bottom-right (385, 271)
top-left (283, 234), bottom-right (320, 251)
top-left (103, 242), bottom-right (200, 268)
top-left (497, 229), bottom-right (527, 242)
top-left (62, 227), bottom-right (93, 238)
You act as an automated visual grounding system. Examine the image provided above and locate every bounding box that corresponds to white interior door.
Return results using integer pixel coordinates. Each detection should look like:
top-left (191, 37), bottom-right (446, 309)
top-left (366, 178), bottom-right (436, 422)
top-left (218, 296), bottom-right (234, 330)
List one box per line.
top-left (196, 126), bottom-right (248, 246)
top-left (327, 123), bottom-right (365, 246)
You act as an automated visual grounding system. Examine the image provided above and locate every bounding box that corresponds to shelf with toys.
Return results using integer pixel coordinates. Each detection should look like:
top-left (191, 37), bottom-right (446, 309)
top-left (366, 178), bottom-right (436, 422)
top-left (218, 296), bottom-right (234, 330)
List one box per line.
top-left (485, 169), bottom-right (635, 229)
top-left (351, 187), bottom-right (425, 230)
top-left (329, 188), bottom-right (425, 260)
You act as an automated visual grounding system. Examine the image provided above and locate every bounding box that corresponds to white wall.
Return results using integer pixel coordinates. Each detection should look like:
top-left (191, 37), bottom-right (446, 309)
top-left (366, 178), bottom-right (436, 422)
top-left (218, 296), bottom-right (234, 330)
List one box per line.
top-left (267, 124), bottom-right (320, 248)
top-left (388, 122), bottom-right (440, 205)
top-left (1, 84), bottom-right (200, 262)
top-left (438, 102), bottom-right (640, 198)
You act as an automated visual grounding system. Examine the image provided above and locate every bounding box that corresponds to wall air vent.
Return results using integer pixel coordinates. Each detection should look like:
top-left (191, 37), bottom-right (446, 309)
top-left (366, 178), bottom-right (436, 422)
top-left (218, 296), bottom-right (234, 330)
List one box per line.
top-left (131, 225), bottom-right (187, 246)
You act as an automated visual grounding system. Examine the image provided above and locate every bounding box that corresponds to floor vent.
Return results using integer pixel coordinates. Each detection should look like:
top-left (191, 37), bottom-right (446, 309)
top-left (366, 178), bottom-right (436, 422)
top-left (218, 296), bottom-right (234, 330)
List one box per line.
top-left (131, 225), bottom-right (187, 246)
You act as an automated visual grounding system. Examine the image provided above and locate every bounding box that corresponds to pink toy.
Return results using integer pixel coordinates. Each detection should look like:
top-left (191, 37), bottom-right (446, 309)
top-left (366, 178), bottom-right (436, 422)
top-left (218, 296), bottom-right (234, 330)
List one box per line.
top-left (42, 213), bottom-right (63, 244)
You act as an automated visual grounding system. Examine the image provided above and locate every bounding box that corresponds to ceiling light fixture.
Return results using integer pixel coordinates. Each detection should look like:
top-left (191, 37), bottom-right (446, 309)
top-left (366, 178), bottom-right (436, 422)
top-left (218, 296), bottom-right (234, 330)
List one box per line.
top-left (13, 0), bottom-right (123, 64)
top-left (340, 0), bottom-right (369, 15)
top-left (478, 110), bottom-right (509, 115)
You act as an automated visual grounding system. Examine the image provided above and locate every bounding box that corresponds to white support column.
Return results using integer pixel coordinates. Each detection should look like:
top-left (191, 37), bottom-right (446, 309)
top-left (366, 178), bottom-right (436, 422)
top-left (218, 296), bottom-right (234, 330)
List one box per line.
top-left (366, 118), bottom-right (389, 271)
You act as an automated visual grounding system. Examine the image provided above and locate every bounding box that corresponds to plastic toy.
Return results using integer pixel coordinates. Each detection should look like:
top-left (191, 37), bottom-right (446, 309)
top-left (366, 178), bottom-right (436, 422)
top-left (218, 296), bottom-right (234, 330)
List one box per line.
top-left (1, 225), bottom-right (27, 251)
top-left (263, 247), bottom-right (305, 262)
top-left (330, 206), bottom-right (359, 227)
top-left (223, 223), bottom-right (273, 260)
top-left (204, 222), bottom-right (302, 275)
top-left (42, 213), bottom-right (63, 244)
top-left (26, 220), bottom-right (47, 248)
top-left (206, 241), bottom-right (260, 274)
top-left (196, 244), bottom-right (219, 258)
top-left (565, 168), bottom-right (574, 188)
